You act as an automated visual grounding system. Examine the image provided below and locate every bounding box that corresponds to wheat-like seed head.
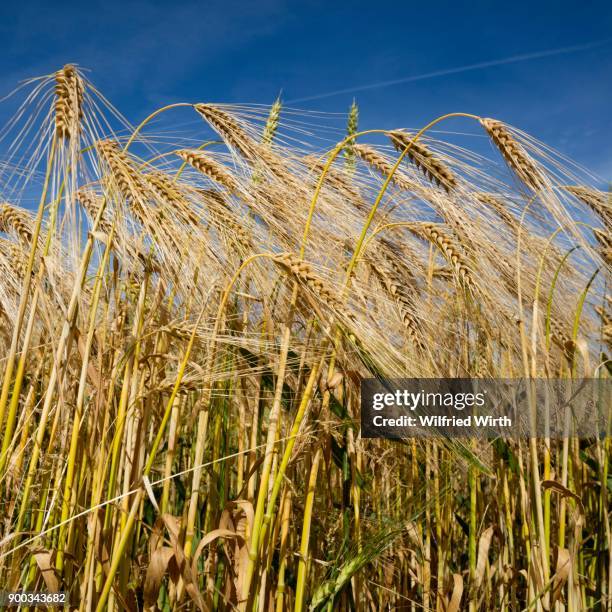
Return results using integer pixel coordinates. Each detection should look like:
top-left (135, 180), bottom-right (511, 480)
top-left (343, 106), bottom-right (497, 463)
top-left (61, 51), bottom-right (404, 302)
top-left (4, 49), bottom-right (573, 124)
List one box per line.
top-left (473, 330), bottom-right (491, 377)
top-left (549, 317), bottom-right (576, 361)
top-left (302, 154), bottom-right (363, 204)
top-left (146, 172), bottom-right (182, 205)
top-left (193, 189), bottom-right (252, 252)
top-left (261, 97), bottom-right (282, 146)
top-left (593, 229), bottom-right (612, 265)
top-left (368, 257), bottom-right (425, 351)
top-left (0, 202), bottom-right (33, 244)
top-left (379, 240), bottom-right (419, 289)
top-left (195, 104), bottom-right (290, 183)
top-left (388, 130), bottom-right (457, 192)
top-left (97, 140), bottom-right (149, 209)
top-left (406, 222), bottom-right (475, 292)
top-left (344, 100), bottom-right (359, 173)
top-left (594, 228), bottom-right (611, 250)
top-left (432, 266), bottom-right (453, 281)
top-left (205, 199), bottom-right (252, 253)
top-left (195, 104), bottom-right (259, 159)
top-left (198, 188), bottom-right (229, 211)
top-left (0, 238), bottom-right (29, 279)
top-left (54, 64), bottom-right (84, 141)
top-left (176, 150), bottom-right (238, 192)
top-left (77, 190), bottom-right (112, 234)
top-left (475, 193), bottom-right (520, 234)
top-left (146, 172), bottom-right (200, 226)
top-left (595, 305), bottom-right (611, 348)
top-left (353, 144), bottom-right (422, 194)
top-left (565, 185), bottom-right (612, 230)
top-left (272, 252), bottom-right (354, 322)
top-left (480, 118), bottom-right (545, 192)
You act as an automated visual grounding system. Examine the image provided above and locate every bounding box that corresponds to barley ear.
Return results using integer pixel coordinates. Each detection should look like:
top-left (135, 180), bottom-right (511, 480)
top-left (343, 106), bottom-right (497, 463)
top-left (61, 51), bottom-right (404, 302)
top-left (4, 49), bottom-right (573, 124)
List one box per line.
top-left (369, 257), bottom-right (425, 351)
top-left (195, 104), bottom-right (258, 160)
top-left (354, 144), bottom-right (421, 193)
top-left (272, 252), bottom-right (354, 323)
top-left (0, 203), bottom-right (34, 245)
top-left (388, 130), bottom-right (457, 192)
top-left (54, 64), bottom-right (84, 141)
top-left (564, 185), bottom-right (612, 230)
top-left (344, 99), bottom-right (359, 174)
top-left (407, 222), bottom-right (476, 293)
top-left (176, 150), bottom-right (238, 192)
top-left (593, 229), bottom-right (612, 265)
top-left (475, 193), bottom-right (520, 234)
top-left (261, 94), bottom-right (282, 146)
top-left (480, 118), bottom-right (545, 192)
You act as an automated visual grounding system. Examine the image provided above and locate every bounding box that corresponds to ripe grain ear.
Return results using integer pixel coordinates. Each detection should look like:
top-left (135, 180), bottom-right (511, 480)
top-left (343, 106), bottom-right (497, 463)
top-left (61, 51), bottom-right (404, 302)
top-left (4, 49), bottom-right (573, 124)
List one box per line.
top-left (354, 144), bottom-right (421, 193)
top-left (368, 256), bottom-right (425, 351)
top-left (388, 130), bottom-right (457, 192)
top-left (564, 185), bottom-right (612, 230)
top-left (0, 203), bottom-right (34, 245)
top-left (176, 150), bottom-right (238, 192)
top-left (272, 252), bottom-right (354, 323)
top-left (54, 64), bottom-right (84, 141)
top-left (406, 222), bottom-right (476, 293)
top-left (480, 118), bottom-right (545, 192)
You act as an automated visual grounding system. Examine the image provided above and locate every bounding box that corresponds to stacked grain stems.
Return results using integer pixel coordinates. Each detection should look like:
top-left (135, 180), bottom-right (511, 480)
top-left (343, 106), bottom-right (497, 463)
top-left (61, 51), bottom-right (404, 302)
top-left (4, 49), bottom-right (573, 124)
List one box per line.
top-left (0, 66), bottom-right (609, 612)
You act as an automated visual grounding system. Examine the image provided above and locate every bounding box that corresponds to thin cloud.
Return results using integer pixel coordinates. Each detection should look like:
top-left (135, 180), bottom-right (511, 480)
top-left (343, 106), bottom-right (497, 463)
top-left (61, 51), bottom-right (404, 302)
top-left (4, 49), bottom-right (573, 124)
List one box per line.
top-left (287, 38), bottom-right (612, 104)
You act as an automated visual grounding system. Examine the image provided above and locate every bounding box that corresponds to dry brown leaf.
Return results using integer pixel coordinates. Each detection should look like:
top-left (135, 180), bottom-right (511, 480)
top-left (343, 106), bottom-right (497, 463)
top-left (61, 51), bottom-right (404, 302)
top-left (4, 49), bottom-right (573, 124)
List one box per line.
top-left (475, 526), bottom-right (494, 588)
top-left (447, 573), bottom-right (464, 612)
top-left (31, 549), bottom-right (59, 592)
top-left (190, 528), bottom-right (242, 580)
top-left (528, 545), bottom-right (549, 611)
top-left (159, 513), bottom-right (208, 611)
top-left (551, 546), bottom-right (571, 605)
top-left (143, 547), bottom-right (175, 608)
top-left (541, 480), bottom-right (583, 510)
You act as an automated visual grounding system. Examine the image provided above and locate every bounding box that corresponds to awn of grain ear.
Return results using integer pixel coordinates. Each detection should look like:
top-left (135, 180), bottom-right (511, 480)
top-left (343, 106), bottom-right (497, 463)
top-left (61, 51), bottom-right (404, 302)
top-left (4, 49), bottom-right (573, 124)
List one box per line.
top-left (564, 185), bottom-right (612, 230)
top-left (480, 118), bottom-right (545, 192)
top-left (0, 202), bottom-right (34, 245)
top-left (54, 64), bottom-right (84, 141)
top-left (176, 150), bottom-right (238, 192)
top-left (388, 130), bottom-right (457, 192)
top-left (353, 144), bottom-right (422, 194)
top-left (406, 222), bottom-right (476, 293)
top-left (368, 256), bottom-right (425, 351)
top-left (272, 252), bottom-right (354, 323)
top-left (302, 154), bottom-right (363, 203)
top-left (593, 229), bottom-right (612, 265)
top-left (475, 193), bottom-right (520, 234)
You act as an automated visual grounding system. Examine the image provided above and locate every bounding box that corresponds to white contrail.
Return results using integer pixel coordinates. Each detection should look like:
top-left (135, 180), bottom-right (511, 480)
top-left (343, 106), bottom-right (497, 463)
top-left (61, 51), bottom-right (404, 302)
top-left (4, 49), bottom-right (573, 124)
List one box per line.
top-left (287, 38), bottom-right (612, 104)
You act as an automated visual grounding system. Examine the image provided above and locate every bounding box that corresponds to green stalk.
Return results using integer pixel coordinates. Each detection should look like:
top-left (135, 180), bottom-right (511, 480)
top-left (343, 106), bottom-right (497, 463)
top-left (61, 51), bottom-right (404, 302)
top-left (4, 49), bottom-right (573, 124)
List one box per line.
top-left (0, 135), bottom-right (58, 463)
top-left (14, 188), bottom-right (108, 537)
top-left (294, 447), bottom-right (322, 611)
top-left (468, 461), bottom-right (477, 611)
top-left (275, 488), bottom-right (292, 612)
top-left (56, 223), bottom-right (116, 571)
top-left (95, 305), bottom-right (205, 611)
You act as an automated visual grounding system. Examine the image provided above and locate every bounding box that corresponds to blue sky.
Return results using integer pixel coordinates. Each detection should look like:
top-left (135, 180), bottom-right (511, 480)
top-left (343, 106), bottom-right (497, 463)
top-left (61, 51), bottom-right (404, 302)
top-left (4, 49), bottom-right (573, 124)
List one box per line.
top-left (1, 0), bottom-right (611, 177)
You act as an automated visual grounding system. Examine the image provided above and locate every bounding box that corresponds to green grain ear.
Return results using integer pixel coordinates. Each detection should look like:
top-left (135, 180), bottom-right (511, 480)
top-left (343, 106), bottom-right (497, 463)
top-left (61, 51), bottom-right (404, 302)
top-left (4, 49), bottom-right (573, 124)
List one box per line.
top-left (262, 93), bottom-right (282, 146)
top-left (344, 99), bottom-right (359, 173)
